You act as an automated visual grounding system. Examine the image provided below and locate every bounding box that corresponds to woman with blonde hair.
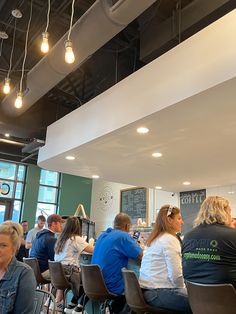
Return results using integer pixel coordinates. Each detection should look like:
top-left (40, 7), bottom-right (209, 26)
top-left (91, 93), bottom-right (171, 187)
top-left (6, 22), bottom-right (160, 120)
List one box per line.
top-left (139, 205), bottom-right (192, 314)
top-left (0, 221), bottom-right (36, 313)
top-left (182, 196), bottom-right (236, 288)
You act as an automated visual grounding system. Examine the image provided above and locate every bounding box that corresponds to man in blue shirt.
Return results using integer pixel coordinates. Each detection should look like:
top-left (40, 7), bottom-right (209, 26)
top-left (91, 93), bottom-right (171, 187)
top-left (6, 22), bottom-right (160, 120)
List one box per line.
top-left (92, 213), bottom-right (142, 313)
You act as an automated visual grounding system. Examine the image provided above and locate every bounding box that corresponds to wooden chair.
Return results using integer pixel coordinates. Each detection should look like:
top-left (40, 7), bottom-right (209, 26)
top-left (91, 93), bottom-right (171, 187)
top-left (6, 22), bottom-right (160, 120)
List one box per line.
top-left (186, 280), bottom-right (236, 314)
top-left (122, 268), bottom-right (184, 314)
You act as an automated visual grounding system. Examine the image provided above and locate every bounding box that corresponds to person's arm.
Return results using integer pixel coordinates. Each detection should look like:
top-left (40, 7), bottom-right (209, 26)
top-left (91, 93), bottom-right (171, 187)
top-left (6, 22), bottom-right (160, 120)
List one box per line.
top-left (163, 235), bottom-right (185, 287)
top-left (14, 267), bottom-right (37, 314)
top-left (84, 243), bottom-right (94, 253)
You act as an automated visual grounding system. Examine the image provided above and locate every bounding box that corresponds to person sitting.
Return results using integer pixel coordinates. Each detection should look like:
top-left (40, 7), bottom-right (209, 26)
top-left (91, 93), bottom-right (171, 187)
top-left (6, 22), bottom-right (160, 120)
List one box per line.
top-left (25, 215), bottom-right (46, 250)
top-left (92, 213), bottom-right (142, 314)
top-left (182, 196), bottom-right (236, 287)
top-left (54, 216), bottom-right (94, 314)
top-left (0, 221), bottom-right (36, 313)
top-left (16, 220), bottom-right (29, 262)
top-left (139, 205), bottom-right (192, 314)
top-left (30, 214), bottom-right (62, 279)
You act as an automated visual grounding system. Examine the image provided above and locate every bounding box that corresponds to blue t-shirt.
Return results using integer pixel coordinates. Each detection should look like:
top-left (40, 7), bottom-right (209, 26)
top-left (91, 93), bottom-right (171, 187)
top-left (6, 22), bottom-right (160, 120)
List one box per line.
top-left (91, 228), bottom-right (142, 294)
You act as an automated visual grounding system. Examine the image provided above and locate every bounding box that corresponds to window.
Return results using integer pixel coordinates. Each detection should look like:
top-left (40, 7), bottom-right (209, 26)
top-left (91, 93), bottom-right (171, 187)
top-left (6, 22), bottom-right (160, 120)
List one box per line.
top-left (36, 169), bottom-right (60, 220)
top-left (0, 161), bottom-right (26, 222)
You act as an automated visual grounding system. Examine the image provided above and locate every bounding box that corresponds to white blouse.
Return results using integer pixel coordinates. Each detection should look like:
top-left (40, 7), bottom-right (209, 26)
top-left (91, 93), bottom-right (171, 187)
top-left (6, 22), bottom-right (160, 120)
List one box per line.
top-left (139, 232), bottom-right (185, 289)
top-left (55, 235), bottom-right (88, 267)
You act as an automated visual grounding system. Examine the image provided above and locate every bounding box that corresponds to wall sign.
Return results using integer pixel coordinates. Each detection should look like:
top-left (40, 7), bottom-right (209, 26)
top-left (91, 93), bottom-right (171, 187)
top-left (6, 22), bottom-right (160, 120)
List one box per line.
top-left (180, 189), bottom-right (206, 234)
top-left (0, 182), bottom-right (10, 196)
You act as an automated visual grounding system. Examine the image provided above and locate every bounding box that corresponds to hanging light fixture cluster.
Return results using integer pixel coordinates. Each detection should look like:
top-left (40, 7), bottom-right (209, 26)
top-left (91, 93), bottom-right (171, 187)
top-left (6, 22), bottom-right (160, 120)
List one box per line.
top-left (1, 0), bottom-right (77, 109)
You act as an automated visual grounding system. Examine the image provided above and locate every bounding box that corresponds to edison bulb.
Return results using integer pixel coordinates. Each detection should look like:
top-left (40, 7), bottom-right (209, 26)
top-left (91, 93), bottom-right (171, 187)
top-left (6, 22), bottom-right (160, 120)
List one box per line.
top-left (41, 32), bottom-right (49, 53)
top-left (3, 78), bottom-right (10, 94)
top-left (65, 40), bottom-right (75, 64)
top-left (15, 92), bottom-right (23, 109)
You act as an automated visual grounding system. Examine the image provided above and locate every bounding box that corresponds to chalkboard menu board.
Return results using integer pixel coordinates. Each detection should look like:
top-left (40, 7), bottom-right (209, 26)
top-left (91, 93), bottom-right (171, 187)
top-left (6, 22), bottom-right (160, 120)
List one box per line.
top-left (120, 187), bottom-right (148, 225)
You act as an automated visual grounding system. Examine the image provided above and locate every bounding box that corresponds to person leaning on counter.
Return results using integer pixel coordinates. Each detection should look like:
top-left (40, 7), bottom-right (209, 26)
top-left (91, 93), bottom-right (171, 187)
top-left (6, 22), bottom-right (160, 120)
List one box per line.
top-left (92, 213), bottom-right (143, 314)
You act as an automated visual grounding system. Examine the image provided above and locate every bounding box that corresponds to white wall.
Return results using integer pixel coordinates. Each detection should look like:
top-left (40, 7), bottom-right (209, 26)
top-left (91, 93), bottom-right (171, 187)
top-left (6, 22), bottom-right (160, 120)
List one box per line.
top-left (90, 179), bottom-right (179, 234)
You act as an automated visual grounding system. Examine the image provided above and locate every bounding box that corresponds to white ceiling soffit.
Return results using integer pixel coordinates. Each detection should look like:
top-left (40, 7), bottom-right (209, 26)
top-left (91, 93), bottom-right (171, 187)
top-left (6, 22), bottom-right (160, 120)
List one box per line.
top-left (38, 10), bottom-right (236, 192)
top-left (1, 0), bottom-right (157, 117)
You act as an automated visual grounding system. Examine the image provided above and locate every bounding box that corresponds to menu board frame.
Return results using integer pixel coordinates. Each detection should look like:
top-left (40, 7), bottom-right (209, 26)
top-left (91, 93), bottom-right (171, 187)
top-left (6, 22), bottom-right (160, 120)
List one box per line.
top-left (120, 187), bottom-right (148, 225)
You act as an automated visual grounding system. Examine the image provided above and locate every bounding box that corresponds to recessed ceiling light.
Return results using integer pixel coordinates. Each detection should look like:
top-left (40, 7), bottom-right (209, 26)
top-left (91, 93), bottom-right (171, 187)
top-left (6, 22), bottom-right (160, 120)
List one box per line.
top-left (137, 127), bottom-right (149, 134)
top-left (152, 152), bottom-right (162, 158)
top-left (92, 175), bottom-right (100, 179)
top-left (4, 133), bottom-right (10, 138)
top-left (65, 155), bottom-right (75, 160)
top-left (183, 181), bottom-right (191, 185)
top-left (155, 186), bottom-right (162, 190)
top-left (228, 191), bottom-right (235, 194)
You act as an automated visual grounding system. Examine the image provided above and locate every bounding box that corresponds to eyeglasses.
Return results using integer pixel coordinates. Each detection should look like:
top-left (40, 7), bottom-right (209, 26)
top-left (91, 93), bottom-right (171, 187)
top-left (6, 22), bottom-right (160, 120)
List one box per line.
top-left (166, 206), bottom-right (177, 217)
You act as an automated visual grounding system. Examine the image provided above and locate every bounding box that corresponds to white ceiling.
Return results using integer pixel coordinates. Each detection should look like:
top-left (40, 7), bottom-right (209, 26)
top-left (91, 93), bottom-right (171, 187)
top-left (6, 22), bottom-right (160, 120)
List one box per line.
top-left (38, 10), bottom-right (236, 193)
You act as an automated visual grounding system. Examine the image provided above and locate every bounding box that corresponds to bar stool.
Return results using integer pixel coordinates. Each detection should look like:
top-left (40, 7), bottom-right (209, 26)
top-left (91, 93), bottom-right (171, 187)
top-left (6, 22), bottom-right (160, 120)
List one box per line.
top-left (23, 257), bottom-right (51, 288)
top-left (81, 264), bottom-right (122, 314)
top-left (48, 261), bottom-right (72, 310)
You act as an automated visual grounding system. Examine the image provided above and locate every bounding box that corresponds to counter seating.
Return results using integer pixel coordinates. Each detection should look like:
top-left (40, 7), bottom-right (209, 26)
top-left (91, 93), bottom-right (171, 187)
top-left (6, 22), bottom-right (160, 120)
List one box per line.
top-left (186, 281), bottom-right (236, 314)
top-left (122, 268), bottom-right (185, 314)
top-left (81, 264), bottom-right (122, 314)
top-left (23, 257), bottom-right (50, 288)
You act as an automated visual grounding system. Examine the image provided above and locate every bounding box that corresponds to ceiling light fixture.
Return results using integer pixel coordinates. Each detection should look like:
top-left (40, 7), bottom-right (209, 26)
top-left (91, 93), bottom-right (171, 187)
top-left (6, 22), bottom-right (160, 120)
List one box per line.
top-left (65, 0), bottom-right (75, 64)
top-left (15, 2), bottom-right (33, 108)
top-left (92, 175), bottom-right (100, 179)
top-left (0, 31), bottom-right (8, 39)
top-left (228, 191), bottom-right (235, 194)
top-left (4, 133), bottom-right (10, 138)
top-left (137, 127), bottom-right (149, 134)
top-left (3, 16), bottom-right (18, 95)
top-left (65, 155), bottom-right (75, 160)
top-left (41, 0), bottom-right (51, 53)
top-left (152, 152), bottom-right (162, 158)
top-left (155, 186), bottom-right (162, 190)
top-left (183, 181), bottom-right (191, 185)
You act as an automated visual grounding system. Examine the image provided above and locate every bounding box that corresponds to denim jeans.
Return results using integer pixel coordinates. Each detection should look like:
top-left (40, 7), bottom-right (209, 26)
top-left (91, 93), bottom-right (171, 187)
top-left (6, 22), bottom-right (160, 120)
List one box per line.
top-left (143, 287), bottom-right (192, 314)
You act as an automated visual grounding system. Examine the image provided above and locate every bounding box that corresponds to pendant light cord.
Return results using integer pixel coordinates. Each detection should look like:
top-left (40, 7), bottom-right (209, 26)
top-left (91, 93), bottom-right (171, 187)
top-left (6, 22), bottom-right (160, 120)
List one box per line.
top-left (67, 0), bottom-right (75, 40)
top-left (7, 18), bottom-right (17, 79)
top-left (19, 0), bottom-right (33, 92)
top-left (45, 0), bottom-right (51, 33)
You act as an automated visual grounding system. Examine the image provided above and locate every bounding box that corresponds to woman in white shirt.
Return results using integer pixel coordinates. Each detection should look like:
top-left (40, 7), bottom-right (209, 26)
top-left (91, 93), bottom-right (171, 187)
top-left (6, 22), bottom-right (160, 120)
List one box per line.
top-left (139, 205), bottom-right (192, 314)
top-left (54, 217), bottom-right (94, 314)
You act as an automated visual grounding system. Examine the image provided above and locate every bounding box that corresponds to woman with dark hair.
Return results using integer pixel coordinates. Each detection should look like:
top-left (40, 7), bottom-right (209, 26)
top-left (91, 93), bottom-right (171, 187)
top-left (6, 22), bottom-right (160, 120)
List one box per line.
top-left (54, 216), bottom-right (94, 314)
top-left (139, 205), bottom-right (192, 314)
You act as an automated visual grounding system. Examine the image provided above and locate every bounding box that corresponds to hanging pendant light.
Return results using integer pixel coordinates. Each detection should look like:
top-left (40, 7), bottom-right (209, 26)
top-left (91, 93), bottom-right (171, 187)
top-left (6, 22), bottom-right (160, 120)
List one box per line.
top-left (41, 0), bottom-right (51, 53)
top-left (65, 0), bottom-right (75, 64)
top-left (3, 77), bottom-right (11, 94)
top-left (15, 1), bottom-right (33, 108)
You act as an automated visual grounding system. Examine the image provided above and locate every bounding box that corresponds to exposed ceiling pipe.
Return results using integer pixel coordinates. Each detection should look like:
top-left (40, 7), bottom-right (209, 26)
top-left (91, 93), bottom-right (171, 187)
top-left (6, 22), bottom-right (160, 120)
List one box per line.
top-left (1, 0), bottom-right (157, 117)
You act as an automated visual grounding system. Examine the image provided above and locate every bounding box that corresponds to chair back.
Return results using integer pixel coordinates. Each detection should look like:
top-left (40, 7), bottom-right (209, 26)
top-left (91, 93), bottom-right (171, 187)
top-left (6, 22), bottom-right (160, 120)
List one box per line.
top-left (80, 264), bottom-right (118, 301)
top-left (122, 269), bottom-right (183, 314)
top-left (48, 261), bottom-right (71, 290)
top-left (186, 281), bottom-right (236, 314)
top-left (34, 289), bottom-right (55, 314)
top-left (23, 257), bottom-right (50, 285)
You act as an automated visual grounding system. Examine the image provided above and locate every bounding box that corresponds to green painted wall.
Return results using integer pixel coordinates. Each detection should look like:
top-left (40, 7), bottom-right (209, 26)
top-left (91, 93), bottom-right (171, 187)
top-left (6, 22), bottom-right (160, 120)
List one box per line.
top-left (22, 165), bottom-right (40, 228)
top-left (59, 174), bottom-right (92, 217)
top-left (22, 165), bottom-right (92, 228)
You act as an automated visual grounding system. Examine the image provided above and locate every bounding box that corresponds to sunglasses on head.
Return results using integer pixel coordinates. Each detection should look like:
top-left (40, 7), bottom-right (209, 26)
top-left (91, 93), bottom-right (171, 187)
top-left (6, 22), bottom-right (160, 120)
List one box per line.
top-left (166, 206), bottom-right (177, 217)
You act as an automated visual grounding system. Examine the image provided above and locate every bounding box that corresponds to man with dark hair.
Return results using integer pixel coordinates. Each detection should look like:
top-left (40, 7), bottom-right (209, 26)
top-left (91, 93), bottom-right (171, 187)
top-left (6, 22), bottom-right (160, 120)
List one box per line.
top-left (16, 220), bottom-right (29, 261)
top-left (30, 214), bottom-right (62, 276)
top-left (92, 213), bottom-right (142, 313)
top-left (26, 215), bottom-right (46, 249)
